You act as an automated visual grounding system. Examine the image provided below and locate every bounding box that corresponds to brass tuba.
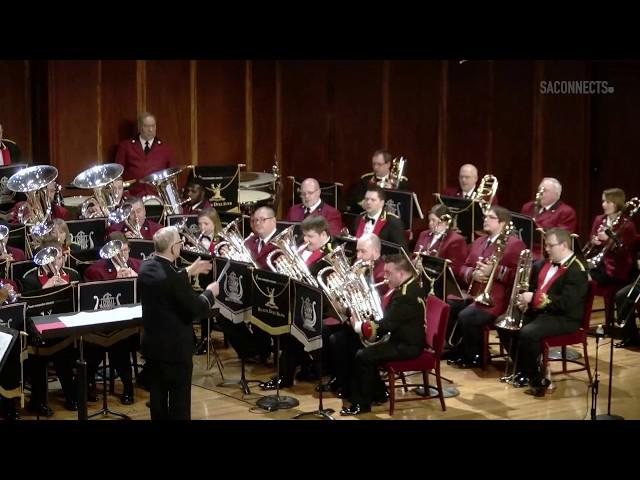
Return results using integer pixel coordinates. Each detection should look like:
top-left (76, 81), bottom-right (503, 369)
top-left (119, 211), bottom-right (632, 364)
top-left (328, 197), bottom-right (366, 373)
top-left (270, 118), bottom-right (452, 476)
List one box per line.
top-left (468, 221), bottom-right (514, 307)
top-left (472, 174), bottom-right (499, 214)
top-left (139, 166), bottom-right (188, 217)
top-left (7, 165), bottom-right (58, 239)
top-left (387, 156), bottom-right (407, 189)
top-left (73, 163), bottom-right (127, 224)
top-left (213, 218), bottom-right (258, 267)
top-left (495, 249), bottom-right (532, 330)
top-left (266, 225), bottom-right (318, 287)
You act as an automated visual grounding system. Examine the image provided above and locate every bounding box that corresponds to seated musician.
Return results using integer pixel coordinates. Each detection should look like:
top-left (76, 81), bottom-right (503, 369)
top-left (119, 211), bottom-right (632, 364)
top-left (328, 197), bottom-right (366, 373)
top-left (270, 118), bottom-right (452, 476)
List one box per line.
top-left (340, 253), bottom-right (425, 416)
top-left (259, 215), bottom-right (337, 390)
top-left (286, 177), bottom-right (342, 236)
top-left (347, 149), bottom-right (408, 213)
top-left (22, 242), bottom-right (81, 415)
top-left (243, 205), bottom-right (278, 269)
top-left (0, 278), bottom-right (22, 420)
top-left (520, 177), bottom-right (577, 260)
top-left (82, 232), bottom-right (139, 404)
top-left (352, 185), bottom-right (406, 248)
top-left (107, 196), bottom-right (162, 240)
top-left (5, 181), bottom-right (70, 225)
top-left (183, 179), bottom-right (211, 215)
top-left (446, 206), bottom-right (526, 368)
top-left (442, 163), bottom-right (499, 205)
top-left (498, 228), bottom-right (588, 396)
top-left (83, 176), bottom-right (128, 218)
top-left (326, 233), bottom-right (387, 398)
top-left (414, 204), bottom-right (468, 284)
top-left (586, 188), bottom-right (637, 288)
top-left (614, 263), bottom-right (640, 348)
top-left (196, 207), bottom-right (222, 256)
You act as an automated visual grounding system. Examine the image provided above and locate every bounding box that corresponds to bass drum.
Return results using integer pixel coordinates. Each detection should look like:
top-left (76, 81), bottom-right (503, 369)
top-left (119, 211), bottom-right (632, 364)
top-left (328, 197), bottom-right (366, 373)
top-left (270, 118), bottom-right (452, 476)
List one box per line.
top-left (238, 190), bottom-right (271, 214)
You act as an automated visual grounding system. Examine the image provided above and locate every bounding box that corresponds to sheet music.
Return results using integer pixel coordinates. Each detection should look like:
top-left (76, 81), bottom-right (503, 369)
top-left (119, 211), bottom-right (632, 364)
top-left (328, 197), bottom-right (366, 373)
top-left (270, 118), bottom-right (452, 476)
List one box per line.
top-left (0, 331), bottom-right (12, 362)
top-left (60, 305), bottom-right (143, 328)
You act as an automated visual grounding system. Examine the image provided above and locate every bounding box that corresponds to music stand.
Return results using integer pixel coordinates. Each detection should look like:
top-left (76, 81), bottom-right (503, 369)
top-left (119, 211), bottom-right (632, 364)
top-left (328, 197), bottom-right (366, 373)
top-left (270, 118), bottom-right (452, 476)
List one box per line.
top-left (256, 335), bottom-right (300, 411)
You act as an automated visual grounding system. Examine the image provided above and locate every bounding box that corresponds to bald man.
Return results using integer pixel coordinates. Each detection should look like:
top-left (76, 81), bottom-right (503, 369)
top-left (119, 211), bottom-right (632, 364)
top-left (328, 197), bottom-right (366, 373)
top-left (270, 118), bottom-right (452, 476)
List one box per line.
top-left (286, 177), bottom-right (343, 236)
top-left (442, 164), bottom-right (499, 205)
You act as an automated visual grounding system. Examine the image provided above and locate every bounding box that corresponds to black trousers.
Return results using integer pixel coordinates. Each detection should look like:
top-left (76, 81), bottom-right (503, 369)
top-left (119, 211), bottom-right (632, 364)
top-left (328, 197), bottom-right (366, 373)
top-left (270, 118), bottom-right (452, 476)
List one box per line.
top-left (445, 298), bottom-right (473, 350)
top-left (349, 342), bottom-right (421, 407)
top-left (498, 314), bottom-right (580, 380)
top-left (27, 345), bottom-right (78, 407)
top-left (328, 324), bottom-right (362, 394)
top-left (615, 283), bottom-right (640, 339)
top-left (458, 304), bottom-right (496, 359)
top-left (147, 358), bottom-right (193, 420)
top-left (216, 317), bottom-right (272, 360)
top-left (85, 340), bottom-right (133, 390)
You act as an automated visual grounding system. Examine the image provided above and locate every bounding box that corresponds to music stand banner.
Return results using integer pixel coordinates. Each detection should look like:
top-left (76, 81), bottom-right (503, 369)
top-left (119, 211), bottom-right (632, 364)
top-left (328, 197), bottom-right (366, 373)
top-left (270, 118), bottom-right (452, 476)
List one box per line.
top-left (188, 165), bottom-right (240, 212)
top-left (23, 284), bottom-right (76, 352)
top-left (510, 212), bottom-right (534, 250)
top-left (77, 278), bottom-right (137, 312)
top-left (291, 280), bottom-right (324, 352)
top-left (8, 225), bottom-right (26, 253)
top-left (250, 269), bottom-right (291, 336)
top-left (0, 302), bottom-right (27, 332)
top-left (214, 258), bottom-right (252, 324)
top-left (128, 240), bottom-right (155, 261)
top-left (67, 218), bottom-right (107, 251)
top-left (0, 163), bottom-right (27, 207)
top-left (436, 194), bottom-right (485, 243)
top-left (382, 189), bottom-right (414, 230)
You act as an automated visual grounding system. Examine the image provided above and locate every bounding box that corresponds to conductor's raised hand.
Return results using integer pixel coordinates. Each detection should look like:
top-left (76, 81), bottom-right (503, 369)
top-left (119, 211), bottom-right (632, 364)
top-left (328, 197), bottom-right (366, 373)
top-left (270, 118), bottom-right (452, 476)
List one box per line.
top-left (186, 257), bottom-right (213, 276)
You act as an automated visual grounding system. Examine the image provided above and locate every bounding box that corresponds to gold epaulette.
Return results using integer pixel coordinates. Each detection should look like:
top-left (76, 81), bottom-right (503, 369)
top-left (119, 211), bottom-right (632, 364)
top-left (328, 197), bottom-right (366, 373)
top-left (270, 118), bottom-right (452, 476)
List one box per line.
top-left (385, 211), bottom-right (400, 219)
top-left (3, 138), bottom-right (17, 145)
top-left (360, 172), bottom-right (374, 179)
top-left (400, 276), bottom-right (416, 295)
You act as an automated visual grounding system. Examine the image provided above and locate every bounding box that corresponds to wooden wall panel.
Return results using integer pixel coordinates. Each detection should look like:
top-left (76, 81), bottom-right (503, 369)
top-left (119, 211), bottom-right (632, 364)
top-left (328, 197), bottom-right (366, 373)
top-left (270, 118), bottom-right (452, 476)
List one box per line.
top-left (252, 60), bottom-right (277, 173)
top-left (48, 60), bottom-right (99, 188)
top-left (145, 60), bottom-right (192, 166)
top-left (100, 60), bottom-right (138, 163)
top-left (196, 60), bottom-right (245, 166)
top-left (0, 60), bottom-right (31, 159)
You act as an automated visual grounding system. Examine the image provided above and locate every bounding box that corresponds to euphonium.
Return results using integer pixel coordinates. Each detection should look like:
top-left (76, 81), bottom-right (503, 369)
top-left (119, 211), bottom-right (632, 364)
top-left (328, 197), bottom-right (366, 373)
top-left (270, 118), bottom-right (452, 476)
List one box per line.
top-left (119, 203), bottom-right (143, 239)
top-left (472, 174), bottom-right (499, 214)
top-left (387, 156), bottom-right (407, 189)
top-left (213, 218), bottom-right (258, 267)
top-left (175, 217), bottom-right (209, 255)
top-left (139, 166), bottom-right (188, 216)
top-left (73, 164), bottom-right (126, 223)
top-left (99, 240), bottom-right (129, 271)
top-left (266, 225), bottom-right (318, 287)
top-left (33, 245), bottom-right (62, 278)
top-left (495, 249), bottom-right (532, 330)
top-left (7, 165), bottom-right (58, 239)
top-left (468, 221), bottom-right (514, 307)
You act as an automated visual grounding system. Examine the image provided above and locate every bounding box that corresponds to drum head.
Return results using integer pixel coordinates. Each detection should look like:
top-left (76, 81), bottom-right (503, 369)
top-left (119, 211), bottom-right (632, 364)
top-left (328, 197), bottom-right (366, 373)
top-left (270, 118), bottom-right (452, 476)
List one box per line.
top-left (239, 171), bottom-right (275, 189)
top-left (238, 190), bottom-right (271, 204)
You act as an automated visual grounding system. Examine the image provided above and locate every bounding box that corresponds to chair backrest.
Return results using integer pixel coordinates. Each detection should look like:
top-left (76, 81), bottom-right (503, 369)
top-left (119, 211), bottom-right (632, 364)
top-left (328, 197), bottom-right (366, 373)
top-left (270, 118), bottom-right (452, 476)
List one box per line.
top-left (425, 294), bottom-right (450, 356)
top-left (581, 281), bottom-right (596, 330)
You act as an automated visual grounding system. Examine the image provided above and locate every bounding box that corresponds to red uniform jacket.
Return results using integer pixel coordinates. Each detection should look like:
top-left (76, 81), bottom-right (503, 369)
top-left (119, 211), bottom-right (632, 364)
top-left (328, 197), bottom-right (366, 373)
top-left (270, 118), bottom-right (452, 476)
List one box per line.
top-left (115, 137), bottom-right (175, 197)
top-left (83, 257), bottom-right (143, 282)
top-left (244, 233), bottom-right (277, 270)
top-left (7, 246), bottom-right (26, 262)
top-left (183, 199), bottom-right (212, 215)
top-left (285, 202), bottom-right (343, 237)
top-left (107, 218), bottom-right (162, 241)
top-left (441, 186), bottom-right (499, 206)
top-left (458, 234), bottom-right (527, 317)
top-left (414, 229), bottom-right (468, 284)
top-left (521, 200), bottom-right (577, 260)
top-left (589, 214), bottom-right (637, 282)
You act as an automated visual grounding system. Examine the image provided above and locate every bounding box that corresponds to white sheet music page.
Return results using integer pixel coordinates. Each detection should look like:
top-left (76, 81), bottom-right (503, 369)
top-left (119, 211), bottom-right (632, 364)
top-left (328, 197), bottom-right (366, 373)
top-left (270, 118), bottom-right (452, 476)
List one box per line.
top-left (0, 331), bottom-right (12, 362)
top-left (61, 305), bottom-right (143, 328)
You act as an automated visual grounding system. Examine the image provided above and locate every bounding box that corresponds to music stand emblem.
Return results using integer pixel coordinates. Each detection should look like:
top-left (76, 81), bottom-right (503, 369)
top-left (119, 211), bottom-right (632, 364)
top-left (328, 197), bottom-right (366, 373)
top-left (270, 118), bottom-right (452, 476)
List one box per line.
top-left (71, 230), bottom-right (95, 250)
top-left (301, 296), bottom-right (317, 331)
top-left (93, 292), bottom-right (121, 310)
top-left (207, 183), bottom-right (226, 202)
top-left (264, 287), bottom-right (278, 309)
top-left (224, 271), bottom-right (243, 304)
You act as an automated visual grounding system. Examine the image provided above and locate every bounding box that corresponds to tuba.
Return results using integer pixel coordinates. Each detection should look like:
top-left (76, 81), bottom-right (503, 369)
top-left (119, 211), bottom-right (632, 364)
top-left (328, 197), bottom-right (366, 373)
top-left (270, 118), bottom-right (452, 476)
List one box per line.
top-left (140, 166), bottom-right (188, 217)
top-left (33, 245), bottom-right (62, 277)
top-left (175, 217), bottom-right (209, 255)
top-left (387, 156), bottom-right (407, 189)
top-left (582, 197), bottom-right (640, 270)
top-left (472, 174), bottom-right (499, 214)
top-left (213, 218), bottom-right (258, 267)
top-left (99, 240), bottom-right (129, 270)
top-left (468, 221), bottom-right (514, 307)
top-left (73, 163), bottom-right (127, 224)
top-left (495, 249), bottom-right (532, 330)
top-left (7, 165), bottom-right (58, 239)
top-left (266, 225), bottom-right (318, 287)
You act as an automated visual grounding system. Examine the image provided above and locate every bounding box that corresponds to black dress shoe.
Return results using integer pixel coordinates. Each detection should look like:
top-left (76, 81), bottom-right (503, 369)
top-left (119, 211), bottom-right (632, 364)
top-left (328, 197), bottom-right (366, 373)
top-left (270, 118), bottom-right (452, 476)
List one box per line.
top-left (27, 402), bottom-right (54, 417)
top-left (339, 404), bottom-right (371, 416)
top-left (315, 377), bottom-right (339, 393)
top-left (460, 355), bottom-right (482, 369)
top-left (120, 394), bottom-right (134, 405)
top-left (373, 390), bottom-right (390, 405)
top-left (64, 399), bottom-right (78, 411)
top-left (259, 377), bottom-right (293, 390)
top-left (446, 356), bottom-right (464, 366)
top-left (614, 336), bottom-right (640, 348)
top-left (441, 350), bottom-right (460, 361)
top-left (512, 375), bottom-right (530, 388)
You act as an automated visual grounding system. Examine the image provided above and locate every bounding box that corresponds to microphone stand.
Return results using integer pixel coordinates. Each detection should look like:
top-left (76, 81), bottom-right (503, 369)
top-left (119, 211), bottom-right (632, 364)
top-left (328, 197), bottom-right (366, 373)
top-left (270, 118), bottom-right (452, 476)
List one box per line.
top-left (256, 335), bottom-right (299, 411)
top-left (589, 326), bottom-right (603, 420)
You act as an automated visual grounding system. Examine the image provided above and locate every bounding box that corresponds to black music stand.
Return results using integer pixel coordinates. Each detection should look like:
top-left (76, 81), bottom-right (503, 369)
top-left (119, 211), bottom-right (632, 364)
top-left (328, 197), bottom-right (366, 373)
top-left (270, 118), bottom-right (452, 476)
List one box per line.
top-left (87, 349), bottom-right (130, 420)
top-left (256, 335), bottom-right (300, 411)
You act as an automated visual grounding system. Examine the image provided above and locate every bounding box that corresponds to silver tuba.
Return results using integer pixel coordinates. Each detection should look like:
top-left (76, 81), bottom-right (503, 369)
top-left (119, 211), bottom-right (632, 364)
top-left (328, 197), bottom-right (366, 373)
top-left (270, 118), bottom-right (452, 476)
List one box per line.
top-left (7, 165), bottom-right (58, 239)
top-left (99, 240), bottom-right (128, 270)
top-left (266, 225), bottom-right (318, 287)
top-left (175, 217), bottom-right (209, 255)
top-left (73, 163), bottom-right (127, 224)
top-left (33, 245), bottom-right (62, 277)
top-left (213, 218), bottom-right (258, 267)
top-left (140, 166), bottom-right (188, 217)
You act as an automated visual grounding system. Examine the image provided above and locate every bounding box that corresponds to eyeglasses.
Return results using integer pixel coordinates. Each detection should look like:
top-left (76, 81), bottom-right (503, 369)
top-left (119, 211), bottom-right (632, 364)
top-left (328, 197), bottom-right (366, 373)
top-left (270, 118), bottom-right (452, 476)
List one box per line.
top-left (252, 217), bottom-right (275, 224)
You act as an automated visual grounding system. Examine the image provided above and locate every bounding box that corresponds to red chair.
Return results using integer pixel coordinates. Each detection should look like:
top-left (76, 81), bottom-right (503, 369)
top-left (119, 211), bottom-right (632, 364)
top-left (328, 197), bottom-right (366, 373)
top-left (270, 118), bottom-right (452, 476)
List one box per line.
top-left (383, 295), bottom-right (450, 415)
top-left (541, 282), bottom-right (595, 384)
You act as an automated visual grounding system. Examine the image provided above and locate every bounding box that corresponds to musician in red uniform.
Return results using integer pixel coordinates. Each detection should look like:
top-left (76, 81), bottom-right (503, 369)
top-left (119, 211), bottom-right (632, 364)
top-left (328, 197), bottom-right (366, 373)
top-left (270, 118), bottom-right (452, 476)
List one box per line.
top-left (0, 122), bottom-right (22, 165)
top-left (446, 206), bottom-right (526, 368)
top-left (107, 196), bottom-right (162, 240)
top-left (520, 177), bottom-right (577, 260)
top-left (442, 163), bottom-right (499, 205)
top-left (114, 112), bottom-right (175, 197)
top-left (414, 204), bottom-right (468, 284)
top-left (286, 177), bottom-right (342, 236)
top-left (6, 181), bottom-right (70, 224)
top-left (352, 185), bottom-right (406, 248)
top-left (183, 179), bottom-right (212, 215)
top-left (194, 207), bottom-right (222, 255)
top-left (243, 205), bottom-right (278, 269)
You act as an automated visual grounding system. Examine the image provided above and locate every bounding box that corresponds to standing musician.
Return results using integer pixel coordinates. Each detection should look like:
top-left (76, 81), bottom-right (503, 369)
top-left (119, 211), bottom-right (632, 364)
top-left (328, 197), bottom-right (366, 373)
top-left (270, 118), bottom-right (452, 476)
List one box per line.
top-left (414, 204), bottom-right (468, 284)
top-left (340, 254), bottom-right (425, 416)
top-left (115, 112), bottom-right (175, 198)
top-left (259, 216), bottom-right (336, 390)
top-left (107, 196), bottom-right (162, 240)
top-left (347, 149), bottom-right (409, 213)
top-left (0, 122), bottom-right (22, 164)
top-left (183, 179), bottom-right (212, 215)
top-left (286, 177), bottom-right (343, 236)
top-left (83, 232), bottom-right (140, 405)
top-left (352, 185), bottom-right (406, 248)
top-left (446, 206), bottom-right (526, 368)
top-left (520, 177), bottom-right (577, 260)
top-left (498, 228), bottom-right (588, 397)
